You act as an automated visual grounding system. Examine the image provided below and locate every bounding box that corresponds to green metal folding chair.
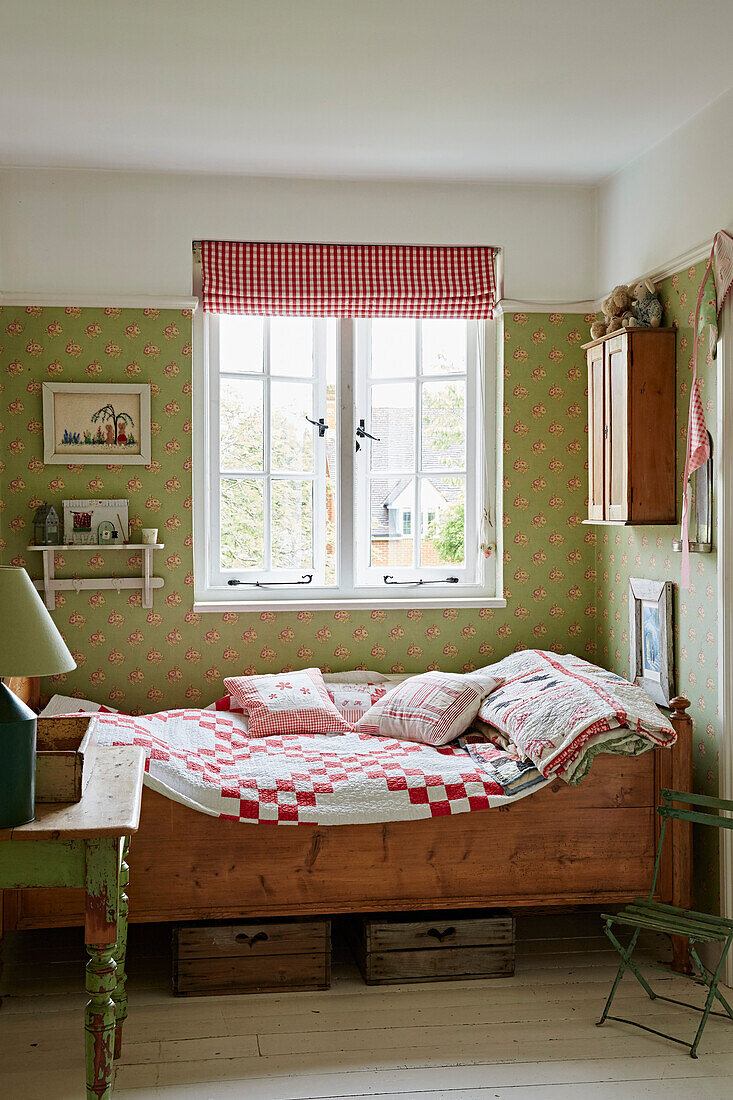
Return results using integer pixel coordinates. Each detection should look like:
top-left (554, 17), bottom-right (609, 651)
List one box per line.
top-left (598, 789), bottom-right (733, 1057)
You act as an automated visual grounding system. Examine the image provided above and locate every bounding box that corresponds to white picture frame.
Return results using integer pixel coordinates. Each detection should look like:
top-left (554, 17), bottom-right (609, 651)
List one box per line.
top-left (42, 382), bottom-right (151, 465)
top-left (629, 577), bottom-right (674, 708)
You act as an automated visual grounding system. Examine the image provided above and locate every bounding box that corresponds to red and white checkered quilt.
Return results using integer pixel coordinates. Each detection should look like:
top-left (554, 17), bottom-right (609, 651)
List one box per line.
top-left (89, 706), bottom-right (547, 824)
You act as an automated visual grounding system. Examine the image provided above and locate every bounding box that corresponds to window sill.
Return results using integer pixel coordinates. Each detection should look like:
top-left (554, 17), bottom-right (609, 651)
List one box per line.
top-left (193, 595), bottom-right (507, 614)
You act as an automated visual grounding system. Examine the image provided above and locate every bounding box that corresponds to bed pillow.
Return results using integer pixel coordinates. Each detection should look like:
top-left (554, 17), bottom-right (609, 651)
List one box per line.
top-left (326, 682), bottom-right (388, 723)
top-left (212, 681), bottom-right (388, 724)
top-left (224, 668), bottom-right (354, 737)
top-left (355, 670), bottom-right (503, 747)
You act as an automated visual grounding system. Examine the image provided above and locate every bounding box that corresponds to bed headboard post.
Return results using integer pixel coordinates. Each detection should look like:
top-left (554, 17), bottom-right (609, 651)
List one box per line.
top-left (667, 695), bottom-right (694, 972)
top-left (1, 676), bottom-right (40, 712)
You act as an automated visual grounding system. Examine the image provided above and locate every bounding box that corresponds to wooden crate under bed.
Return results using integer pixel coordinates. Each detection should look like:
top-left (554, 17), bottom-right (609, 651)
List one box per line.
top-left (349, 909), bottom-right (515, 984)
top-left (173, 917), bottom-right (331, 995)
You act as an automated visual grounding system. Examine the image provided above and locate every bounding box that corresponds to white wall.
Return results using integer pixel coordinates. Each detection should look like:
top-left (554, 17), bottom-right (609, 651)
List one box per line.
top-left (0, 168), bottom-right (595, 303)
top-left (598, 88), bottom-right (733, 292)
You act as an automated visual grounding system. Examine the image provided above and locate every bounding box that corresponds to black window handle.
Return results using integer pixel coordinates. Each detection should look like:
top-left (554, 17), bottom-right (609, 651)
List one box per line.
top-left (356, 418), bottom-right (380, 441)
top-left (305, 416), bottom-right (329, 437)
top-left (356, 418), bottom-right (380, 451)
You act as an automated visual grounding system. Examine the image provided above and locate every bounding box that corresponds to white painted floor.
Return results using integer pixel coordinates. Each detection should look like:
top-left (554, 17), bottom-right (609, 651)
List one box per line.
top-left (1, 914), bottom-right (732, 1099)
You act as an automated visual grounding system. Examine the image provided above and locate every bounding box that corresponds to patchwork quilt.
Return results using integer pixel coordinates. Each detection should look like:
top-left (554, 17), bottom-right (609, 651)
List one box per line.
top-left (477, 650), bottom-right (676, 784)
top-left (89, 706), bottom-right (548, 824)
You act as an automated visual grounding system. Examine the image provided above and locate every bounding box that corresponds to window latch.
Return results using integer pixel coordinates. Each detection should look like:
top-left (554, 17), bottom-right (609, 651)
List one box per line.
top-left (356, 418), bottom-right (380, 452)
top-left (305, 416), bottom-right (329, 438)
top-left (383, 575), bottom-right (459, 586)
top-left (228, 575), bottom-right (313, 588)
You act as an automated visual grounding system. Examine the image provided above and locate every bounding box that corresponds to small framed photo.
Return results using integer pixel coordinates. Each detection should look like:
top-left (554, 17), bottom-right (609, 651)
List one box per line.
top-left (43, 383), bottom-right (151, 465)
top-left (629, 577), bottom-right (674, 707)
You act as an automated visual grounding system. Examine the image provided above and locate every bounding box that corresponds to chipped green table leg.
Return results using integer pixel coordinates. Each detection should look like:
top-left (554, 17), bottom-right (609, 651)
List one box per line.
top-left (113, 837), bottom-right (130, 1061)
top-left (0, 747), bottom-right (144, 1100)
top-left (84, 837), bottom-right (122, 1099)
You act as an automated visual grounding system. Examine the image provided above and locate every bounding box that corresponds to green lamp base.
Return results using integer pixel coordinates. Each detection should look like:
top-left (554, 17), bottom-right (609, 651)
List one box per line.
top-left (0, 680), bottom-right (36, 827)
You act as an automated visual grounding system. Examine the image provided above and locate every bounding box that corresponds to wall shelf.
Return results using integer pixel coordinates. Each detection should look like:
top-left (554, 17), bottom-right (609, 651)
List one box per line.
top-left (26, 544), bottom-right (165, 611)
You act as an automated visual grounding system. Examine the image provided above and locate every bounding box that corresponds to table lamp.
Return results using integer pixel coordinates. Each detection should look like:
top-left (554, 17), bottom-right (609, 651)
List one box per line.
top-left (0, 567), bottom-right (76, 827)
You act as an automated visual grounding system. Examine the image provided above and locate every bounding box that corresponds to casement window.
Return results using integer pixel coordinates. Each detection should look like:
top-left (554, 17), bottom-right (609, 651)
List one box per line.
top-left (192, 242), bottom-right (503, 610)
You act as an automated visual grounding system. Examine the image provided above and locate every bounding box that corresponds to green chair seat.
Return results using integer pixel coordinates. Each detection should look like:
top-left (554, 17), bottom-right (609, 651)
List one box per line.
top-left (604, 901), bottom-right (733, 943)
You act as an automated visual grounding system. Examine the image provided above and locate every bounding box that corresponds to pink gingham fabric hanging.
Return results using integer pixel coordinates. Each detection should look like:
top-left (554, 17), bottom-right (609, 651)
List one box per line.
top-left (681, 230), bottom-right (733, 587)
top-left (200, 241), bottom-right (498, 318)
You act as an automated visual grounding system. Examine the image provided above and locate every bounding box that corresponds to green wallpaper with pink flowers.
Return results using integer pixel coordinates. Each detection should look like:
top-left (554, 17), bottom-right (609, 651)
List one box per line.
top-left (0, 288), bottom-right (721, 907)
top-left (594, 265), bottom-right (720, 909)
top-left (0, 306), bottom-right (595, 711)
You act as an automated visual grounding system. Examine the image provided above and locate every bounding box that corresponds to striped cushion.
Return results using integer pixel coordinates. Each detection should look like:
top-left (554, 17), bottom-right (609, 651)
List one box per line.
top-left (355, 671), bottom-right (503, 747)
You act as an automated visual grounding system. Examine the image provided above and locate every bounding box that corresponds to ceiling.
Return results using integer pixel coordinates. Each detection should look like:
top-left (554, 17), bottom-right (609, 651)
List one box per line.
top-left (2, 0), bottom-right (732, 184)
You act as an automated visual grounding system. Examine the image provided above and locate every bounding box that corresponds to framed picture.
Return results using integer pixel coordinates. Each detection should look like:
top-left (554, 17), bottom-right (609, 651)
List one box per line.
top-left (42, 383), bottom-right (151, 465)
top-left (63, 499), bottom-right (129, 546)
top-left (629, 577), bottom-right (674, 707)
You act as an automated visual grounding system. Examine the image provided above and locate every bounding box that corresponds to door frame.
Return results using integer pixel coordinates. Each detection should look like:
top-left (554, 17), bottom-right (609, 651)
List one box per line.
top-left (716, 294), bottom-right (733, 987)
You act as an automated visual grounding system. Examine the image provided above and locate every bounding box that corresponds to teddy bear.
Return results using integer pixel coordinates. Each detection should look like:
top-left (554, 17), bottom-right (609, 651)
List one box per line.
top-left (589, 284), bottom-right (634, 340)
top-left (625, 278), bottom-right (663, 328)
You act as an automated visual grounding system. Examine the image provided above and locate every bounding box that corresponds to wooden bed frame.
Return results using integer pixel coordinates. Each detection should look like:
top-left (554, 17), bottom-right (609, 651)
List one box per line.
top-left (1, 679), bottom-right (694, 969)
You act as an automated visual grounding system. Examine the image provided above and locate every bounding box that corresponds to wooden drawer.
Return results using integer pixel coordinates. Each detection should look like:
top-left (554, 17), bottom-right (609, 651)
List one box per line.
top-left (173, 918), bottom-right (331, 995)
top-left (351, 910), bottom-right (514, 985)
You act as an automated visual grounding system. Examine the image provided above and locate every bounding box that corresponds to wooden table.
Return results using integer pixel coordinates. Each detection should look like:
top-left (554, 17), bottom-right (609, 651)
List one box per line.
top-left (0, 746), bottom-right (144, 1099)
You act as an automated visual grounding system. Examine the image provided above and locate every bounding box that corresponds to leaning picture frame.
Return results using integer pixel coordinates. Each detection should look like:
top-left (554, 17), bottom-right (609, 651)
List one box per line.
top-left (629, 576), bottom-right (674, 707)
top-left (42, 382), bottom-right (151, 465)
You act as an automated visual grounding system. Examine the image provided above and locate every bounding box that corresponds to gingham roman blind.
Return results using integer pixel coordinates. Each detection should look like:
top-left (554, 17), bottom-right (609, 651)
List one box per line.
top-left (200, 241), bottom-right (498, 318)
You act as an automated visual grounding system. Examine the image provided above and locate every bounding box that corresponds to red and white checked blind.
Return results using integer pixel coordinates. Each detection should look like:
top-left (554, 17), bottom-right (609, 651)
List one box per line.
top-left (200, 241), bottom-right (498, 318)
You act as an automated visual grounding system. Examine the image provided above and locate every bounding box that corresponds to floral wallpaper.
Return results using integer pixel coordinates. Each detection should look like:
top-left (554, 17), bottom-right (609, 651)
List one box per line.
top-left (0, 293), bottom-right (719, 907)
top-left (0, 307), bottom-right (594, 711)
top-left (593, 266), bottom-right (720, 910)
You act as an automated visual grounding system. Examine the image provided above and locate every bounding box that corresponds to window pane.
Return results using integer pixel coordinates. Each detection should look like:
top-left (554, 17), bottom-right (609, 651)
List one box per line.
top-left (421, 380), bottom-right (465, 470)
top-left (270, 317), bottom-right (313, 377)
top-left (369, 382), bottom-right (415, 472)
top-left (369, 477), bottom-right (414, 568)
top-left (421, 320), bottom-right (467, 375)
top-left (271, 480), bottom-right (313, 570)
top-left (421, 476), bottom-right (465, 567)
top-left (271, 381), bottom-right (314, 472)
top-left (370, 319), bottom-right (415, 378)
top-left (220, 478), bottom-right (264, 570)
top-left (219, 316), bottom-right (264, 373)
top-left (220, 378), bottom-right (264, 471)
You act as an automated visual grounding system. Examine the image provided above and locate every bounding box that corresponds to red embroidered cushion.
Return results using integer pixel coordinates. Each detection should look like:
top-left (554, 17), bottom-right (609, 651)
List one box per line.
top-left (326, 682), bottom-right (388, 724)
top-left (223, 668), bottom-right (354, 737)
top-left (355, 671), bottom-right (503, 747)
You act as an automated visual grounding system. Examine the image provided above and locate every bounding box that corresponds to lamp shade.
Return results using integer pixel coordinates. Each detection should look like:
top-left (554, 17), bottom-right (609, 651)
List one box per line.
top-left (0, 567), bottom-right (76, 676)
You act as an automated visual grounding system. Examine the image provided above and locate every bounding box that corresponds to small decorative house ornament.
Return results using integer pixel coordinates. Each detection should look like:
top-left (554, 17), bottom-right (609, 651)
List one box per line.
top-left (33, 504), bottom-right (60, 546)
top-left (63, 499), bottom-right (129, 546)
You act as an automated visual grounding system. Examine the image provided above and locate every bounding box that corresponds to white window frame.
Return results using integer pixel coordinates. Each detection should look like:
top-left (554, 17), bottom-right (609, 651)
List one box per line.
top-left (193, 299), bottom-right (504, 611)
top-left (207, 316), bottom-right (331, 589)
top-left (354, 318), bottom-right (478, 588)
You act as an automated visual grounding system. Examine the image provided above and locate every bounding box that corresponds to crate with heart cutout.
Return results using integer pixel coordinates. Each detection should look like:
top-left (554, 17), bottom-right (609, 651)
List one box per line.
top-left (173, 918), bottom-right (331, 995)
top-left (349, 910), bottom-right (514, 984)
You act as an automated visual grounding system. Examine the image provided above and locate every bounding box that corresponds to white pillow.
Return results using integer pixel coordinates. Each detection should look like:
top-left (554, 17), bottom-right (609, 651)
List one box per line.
top-left (355, 670), bottom-right (503, 747)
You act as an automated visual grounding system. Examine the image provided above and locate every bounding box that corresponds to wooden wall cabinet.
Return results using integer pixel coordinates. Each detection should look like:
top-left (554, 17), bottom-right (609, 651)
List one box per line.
top-left (582, 328), bottom-right (676, 525)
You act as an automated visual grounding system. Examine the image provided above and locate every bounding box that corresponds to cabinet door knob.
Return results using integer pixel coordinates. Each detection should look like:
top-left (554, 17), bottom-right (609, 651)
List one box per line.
top-left (603, 425), bottom-right (609, 440)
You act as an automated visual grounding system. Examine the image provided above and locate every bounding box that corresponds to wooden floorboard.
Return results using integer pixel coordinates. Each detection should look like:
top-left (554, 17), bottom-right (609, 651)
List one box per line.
top-left (1, 918), bottom-right (732, 1099)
